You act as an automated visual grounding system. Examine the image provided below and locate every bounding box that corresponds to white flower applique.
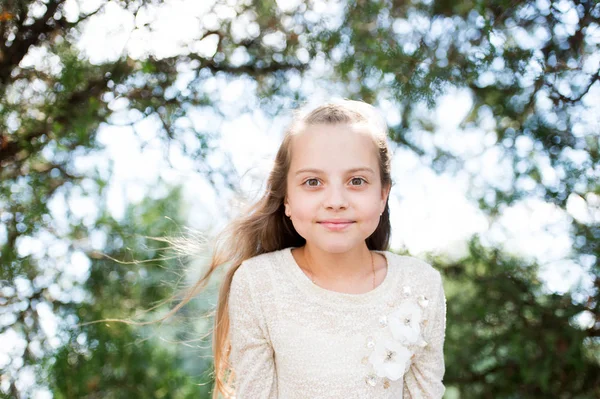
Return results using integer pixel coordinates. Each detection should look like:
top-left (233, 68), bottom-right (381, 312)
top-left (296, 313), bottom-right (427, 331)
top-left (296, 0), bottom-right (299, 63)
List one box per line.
top-left (368, 337), bottom-right (412, 381)
top-left (362, 285), bottom-right (430, 389)
top-left (389, 301), bottom-right (424, 346)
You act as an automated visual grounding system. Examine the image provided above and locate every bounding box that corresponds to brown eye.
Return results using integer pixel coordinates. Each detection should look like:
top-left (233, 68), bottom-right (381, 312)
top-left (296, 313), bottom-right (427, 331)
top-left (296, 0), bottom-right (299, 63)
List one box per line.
top-left (350, 177), bottom-right (367, 186)
top-left (304, 178), bottom-right (320, 187)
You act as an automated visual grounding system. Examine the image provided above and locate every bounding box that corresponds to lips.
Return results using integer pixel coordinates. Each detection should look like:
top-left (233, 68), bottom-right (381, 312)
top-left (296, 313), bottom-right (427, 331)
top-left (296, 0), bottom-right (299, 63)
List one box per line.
top-left (318, 219), bottom-right (355, 224)
top-left (318, 220), bottom-right (355, 231)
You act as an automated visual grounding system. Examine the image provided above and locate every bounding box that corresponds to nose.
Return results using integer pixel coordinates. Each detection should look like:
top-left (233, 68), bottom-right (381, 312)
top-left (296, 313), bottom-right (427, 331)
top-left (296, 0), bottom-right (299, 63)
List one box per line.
top-left (323, 184), bottom-right (348, 211)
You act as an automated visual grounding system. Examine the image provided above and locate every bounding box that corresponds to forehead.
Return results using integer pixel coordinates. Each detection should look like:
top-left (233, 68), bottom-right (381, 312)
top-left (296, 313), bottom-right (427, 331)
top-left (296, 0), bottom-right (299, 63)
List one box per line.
top-left (289, 123), bottom-right (379, 173)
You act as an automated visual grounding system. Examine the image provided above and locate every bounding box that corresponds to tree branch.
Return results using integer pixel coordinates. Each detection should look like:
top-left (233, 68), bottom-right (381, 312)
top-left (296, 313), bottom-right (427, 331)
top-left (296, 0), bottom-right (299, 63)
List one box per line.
top-left (550, 69), bottom-right (600, 104)
top-left (0, 0), bottom-right (64, 86)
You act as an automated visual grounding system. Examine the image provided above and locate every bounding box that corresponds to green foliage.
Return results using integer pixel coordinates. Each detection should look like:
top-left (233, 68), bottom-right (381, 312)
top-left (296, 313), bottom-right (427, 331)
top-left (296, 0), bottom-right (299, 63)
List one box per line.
top-left (0, 0), bottom-right (598, 398)
top-left (48, 188), bottom-right (213, 399)
top-left (51, 318), bottom-right (208, 399)
top-left (436, 238), bottom-right (600, 397)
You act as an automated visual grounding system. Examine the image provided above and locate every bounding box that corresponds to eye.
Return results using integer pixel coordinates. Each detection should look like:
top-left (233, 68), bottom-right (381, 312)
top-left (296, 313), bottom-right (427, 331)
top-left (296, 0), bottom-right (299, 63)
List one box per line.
top-left (350, 177), bottom-right (367, 186)
top-left (303, 178), bottom-right (321, 187)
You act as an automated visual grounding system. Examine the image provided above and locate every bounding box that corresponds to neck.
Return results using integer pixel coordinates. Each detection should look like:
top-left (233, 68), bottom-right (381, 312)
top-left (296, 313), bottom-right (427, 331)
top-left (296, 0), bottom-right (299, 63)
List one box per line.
top-left (302, 243), bottom-right (372, 281)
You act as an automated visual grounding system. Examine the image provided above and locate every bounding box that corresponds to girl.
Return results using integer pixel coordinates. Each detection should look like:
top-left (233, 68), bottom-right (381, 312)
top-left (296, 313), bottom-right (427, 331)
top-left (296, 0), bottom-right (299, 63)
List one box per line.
top-left (203, 99), bottom-right (446, 398)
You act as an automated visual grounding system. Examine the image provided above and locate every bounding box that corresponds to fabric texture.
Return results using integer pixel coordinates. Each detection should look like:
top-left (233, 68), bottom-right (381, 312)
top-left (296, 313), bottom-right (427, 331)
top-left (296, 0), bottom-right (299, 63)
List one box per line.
top-left (228, 247), bottom-right (446, 399)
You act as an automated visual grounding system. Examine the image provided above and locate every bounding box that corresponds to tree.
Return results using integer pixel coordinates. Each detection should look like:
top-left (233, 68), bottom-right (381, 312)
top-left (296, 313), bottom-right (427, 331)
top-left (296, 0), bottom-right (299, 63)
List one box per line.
top-left (436, 237), bottom-right (599, 397)
top-left (1, 0), bottom-right (598, 397)
top-left (50, 187), bottom-right (215, 399)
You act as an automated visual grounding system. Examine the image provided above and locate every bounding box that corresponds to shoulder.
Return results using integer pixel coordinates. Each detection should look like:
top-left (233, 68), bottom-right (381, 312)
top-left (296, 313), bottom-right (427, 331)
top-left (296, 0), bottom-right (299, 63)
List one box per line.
top-left (231, 249), bottom-right (283, 294)
top-left (234, 250), bottom-right (281, 279)
top-left (384, 251), bottom-right (443, 288)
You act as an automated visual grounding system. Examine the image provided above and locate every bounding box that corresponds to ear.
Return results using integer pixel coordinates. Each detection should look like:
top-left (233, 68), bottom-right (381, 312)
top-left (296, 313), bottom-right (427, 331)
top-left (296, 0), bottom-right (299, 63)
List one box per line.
top-left (283, 197), bottom-right (290, 216)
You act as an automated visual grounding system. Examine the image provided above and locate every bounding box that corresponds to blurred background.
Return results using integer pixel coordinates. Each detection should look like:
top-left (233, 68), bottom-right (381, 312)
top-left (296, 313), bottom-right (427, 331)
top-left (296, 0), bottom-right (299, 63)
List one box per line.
top-left (1, 0), bottom-right (599, 397)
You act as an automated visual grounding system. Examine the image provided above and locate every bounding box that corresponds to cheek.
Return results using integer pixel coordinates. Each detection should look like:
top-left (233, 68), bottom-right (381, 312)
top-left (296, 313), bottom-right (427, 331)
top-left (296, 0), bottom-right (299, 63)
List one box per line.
top-left (288, 205), bottom-right (315, 238)
top-left (359, 192), bottom-right (383, 214)
top-left (290, 202), bottom-right (316, 221)
top-left (288, 190), bottom-right (318, 216)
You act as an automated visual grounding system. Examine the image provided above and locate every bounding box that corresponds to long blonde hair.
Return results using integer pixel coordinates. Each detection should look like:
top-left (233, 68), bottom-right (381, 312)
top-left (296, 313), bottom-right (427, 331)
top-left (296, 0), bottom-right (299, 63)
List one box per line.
top-left (176, 99), bottom-right (394, 398)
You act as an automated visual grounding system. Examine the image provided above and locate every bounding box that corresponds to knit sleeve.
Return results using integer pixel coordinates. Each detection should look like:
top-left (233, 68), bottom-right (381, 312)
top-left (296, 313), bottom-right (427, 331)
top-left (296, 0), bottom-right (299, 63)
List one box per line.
top-left (403, 271), bottom-right (446, 398)
top-left (228, 264), bottom-right (278, 398)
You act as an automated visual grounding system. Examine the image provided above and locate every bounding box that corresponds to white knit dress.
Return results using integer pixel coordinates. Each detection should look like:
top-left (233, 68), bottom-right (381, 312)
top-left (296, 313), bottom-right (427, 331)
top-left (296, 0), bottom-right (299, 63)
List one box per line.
top-left (228, 247), bottom-right (447, 398)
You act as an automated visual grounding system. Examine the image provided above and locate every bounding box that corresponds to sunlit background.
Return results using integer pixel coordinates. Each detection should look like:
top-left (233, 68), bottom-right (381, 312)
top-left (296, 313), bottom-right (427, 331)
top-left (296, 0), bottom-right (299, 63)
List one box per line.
top-left (1, 0), bottom-right (599, 397)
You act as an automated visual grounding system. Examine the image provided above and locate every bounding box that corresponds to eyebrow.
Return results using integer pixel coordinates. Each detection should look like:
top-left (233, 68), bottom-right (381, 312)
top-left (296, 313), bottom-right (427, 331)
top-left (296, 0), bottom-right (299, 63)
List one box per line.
top-left (294, 167), bottom-right (375, 176)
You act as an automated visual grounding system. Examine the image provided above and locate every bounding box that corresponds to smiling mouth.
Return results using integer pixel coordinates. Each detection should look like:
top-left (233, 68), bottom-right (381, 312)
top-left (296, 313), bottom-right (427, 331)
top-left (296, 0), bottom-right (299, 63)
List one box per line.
top-left (317, 221), bottom-right (355, 230)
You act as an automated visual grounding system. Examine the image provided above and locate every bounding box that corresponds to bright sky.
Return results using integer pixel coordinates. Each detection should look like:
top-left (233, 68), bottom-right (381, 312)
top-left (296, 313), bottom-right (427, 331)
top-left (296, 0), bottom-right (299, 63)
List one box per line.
top-left (3, 0), bottom-right (599, 396)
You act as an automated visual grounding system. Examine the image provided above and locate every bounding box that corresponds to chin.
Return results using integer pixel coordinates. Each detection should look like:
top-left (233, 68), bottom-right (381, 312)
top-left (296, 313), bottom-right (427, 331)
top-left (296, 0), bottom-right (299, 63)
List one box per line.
top-left (313, 239), bottom-right (363, 254)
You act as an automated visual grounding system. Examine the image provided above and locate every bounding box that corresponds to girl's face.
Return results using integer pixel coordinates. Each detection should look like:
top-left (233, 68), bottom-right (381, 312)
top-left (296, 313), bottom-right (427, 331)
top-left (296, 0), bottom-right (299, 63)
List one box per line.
top-left (284, 123), bottom-right (390, 254)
